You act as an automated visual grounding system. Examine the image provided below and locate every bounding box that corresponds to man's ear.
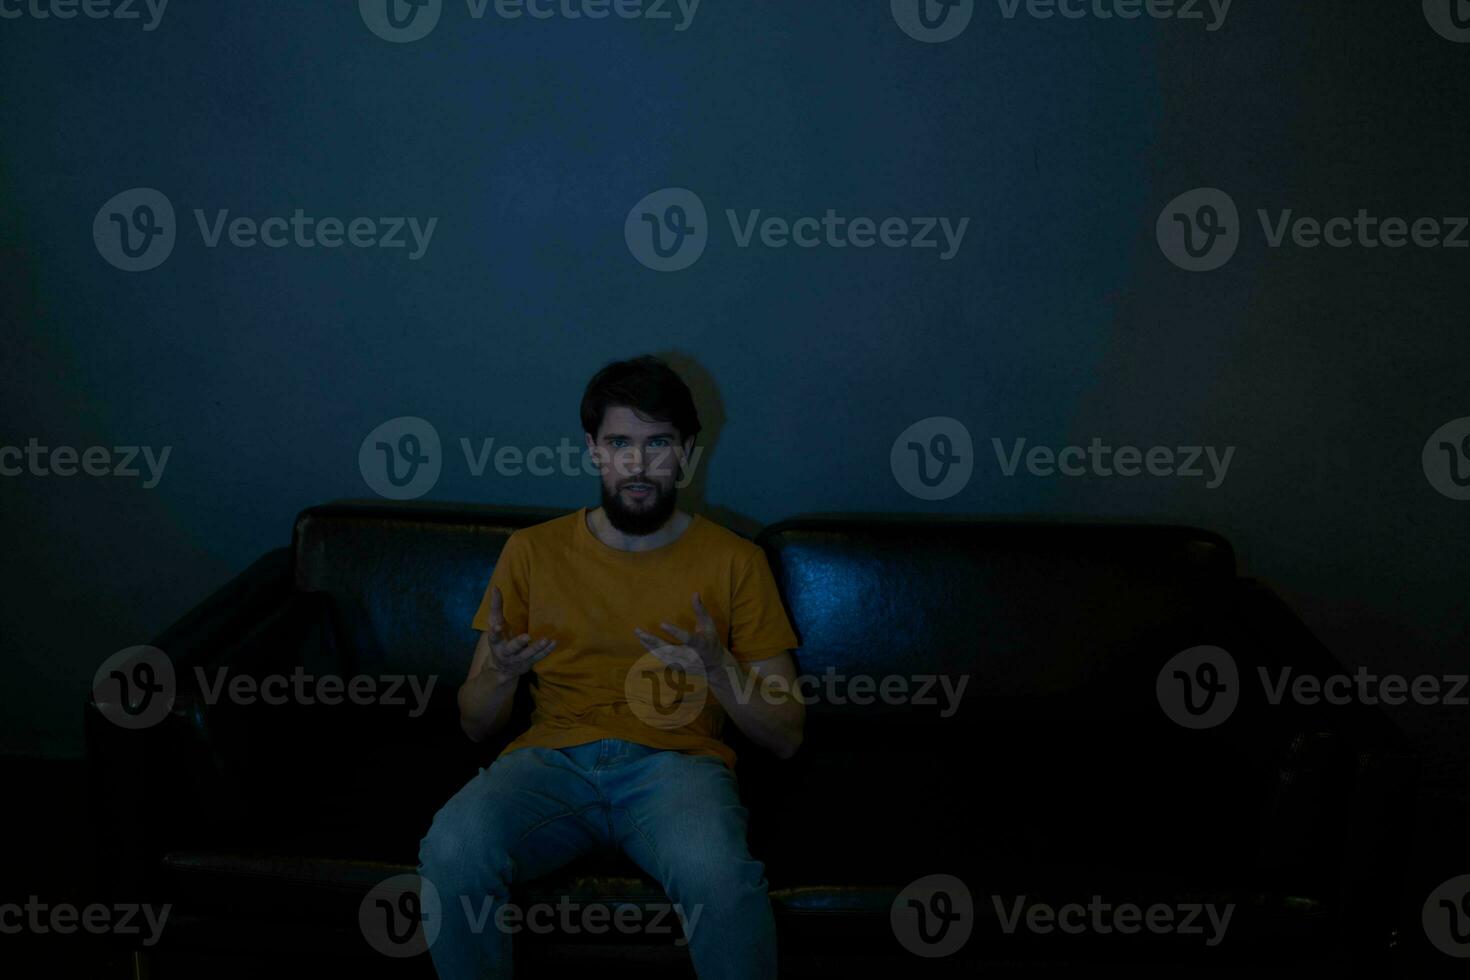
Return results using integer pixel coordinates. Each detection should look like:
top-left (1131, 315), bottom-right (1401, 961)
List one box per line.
top-left (584, 432), bottom-right (603, 471)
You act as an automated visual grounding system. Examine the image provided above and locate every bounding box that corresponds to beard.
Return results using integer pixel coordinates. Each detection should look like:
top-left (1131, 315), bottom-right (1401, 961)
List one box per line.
top-left (600, 477), bottom-right (678, 536)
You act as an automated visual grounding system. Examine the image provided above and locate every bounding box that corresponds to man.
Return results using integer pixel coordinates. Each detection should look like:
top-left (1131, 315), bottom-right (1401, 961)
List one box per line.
top-left (418, 355), bottom-right (804, 979)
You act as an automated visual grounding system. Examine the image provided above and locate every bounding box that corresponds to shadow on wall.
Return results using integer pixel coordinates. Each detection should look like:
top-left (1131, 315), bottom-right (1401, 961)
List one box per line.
top-left (654, 350), bottom-right (761, 540)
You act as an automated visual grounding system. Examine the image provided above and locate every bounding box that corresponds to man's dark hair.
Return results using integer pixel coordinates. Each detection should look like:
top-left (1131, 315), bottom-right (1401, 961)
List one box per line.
top-left (580, 355), bottom-right (702, 443)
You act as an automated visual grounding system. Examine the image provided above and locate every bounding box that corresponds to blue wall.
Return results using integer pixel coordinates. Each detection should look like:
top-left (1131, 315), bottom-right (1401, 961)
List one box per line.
top-left (1, 2), bottom-right (1466, 810)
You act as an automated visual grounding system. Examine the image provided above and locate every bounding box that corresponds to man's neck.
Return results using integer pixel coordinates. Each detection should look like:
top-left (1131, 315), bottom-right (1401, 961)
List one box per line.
top-left (587, 506), bottom-right (691, 553)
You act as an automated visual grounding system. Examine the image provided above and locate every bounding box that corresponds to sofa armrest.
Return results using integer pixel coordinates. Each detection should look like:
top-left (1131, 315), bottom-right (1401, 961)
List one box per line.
top-left (85, 550), bottom-right (328, 904)
top-left (151, 547), bottom-right (295, 671)
top-left (1226, 578), bottom-right (1416, 956)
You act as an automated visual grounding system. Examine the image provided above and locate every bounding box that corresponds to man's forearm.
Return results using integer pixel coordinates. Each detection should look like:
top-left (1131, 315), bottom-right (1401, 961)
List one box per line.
top-left (458, 667), bottom-right (519, 742)
top-left (707, 651), bottom-right (805, 759)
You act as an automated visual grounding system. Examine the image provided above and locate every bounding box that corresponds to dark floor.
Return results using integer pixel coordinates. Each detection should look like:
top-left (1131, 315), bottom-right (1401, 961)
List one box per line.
top-left (3, 754), bottom-right (1468, 978)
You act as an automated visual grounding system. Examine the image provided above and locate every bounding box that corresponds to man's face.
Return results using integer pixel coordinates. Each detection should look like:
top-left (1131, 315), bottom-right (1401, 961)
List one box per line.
top-left (586, 405), bottom-right (691, 535)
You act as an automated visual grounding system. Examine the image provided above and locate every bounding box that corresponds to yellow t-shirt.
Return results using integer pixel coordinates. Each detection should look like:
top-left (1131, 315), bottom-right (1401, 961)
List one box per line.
top-left (470, 507), bottom-right (799, 769)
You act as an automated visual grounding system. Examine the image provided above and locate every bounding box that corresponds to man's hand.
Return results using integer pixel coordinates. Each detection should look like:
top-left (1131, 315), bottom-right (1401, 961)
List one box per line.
top-left (485, 585), bottom-right (556, 679)
top-left (632, 592), bottom-right (725, 673)
top-left (632, 591), bottom-right (805, 759)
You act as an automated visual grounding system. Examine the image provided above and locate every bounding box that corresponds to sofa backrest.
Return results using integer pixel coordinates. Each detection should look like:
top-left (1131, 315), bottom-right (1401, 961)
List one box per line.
top-left (293, 503), bottom-right (1234, 709)
top-left (747, 518), bottom-right (1250, 876)
top-left (293, 502), bottom-right (562, 679)
top-left (756, 517), bottom-right (1235, 725)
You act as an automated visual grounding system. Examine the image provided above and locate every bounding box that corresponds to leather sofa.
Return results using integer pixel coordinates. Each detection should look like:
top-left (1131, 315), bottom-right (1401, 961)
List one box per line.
top-left (85, 500), bottom-right (1416, 977)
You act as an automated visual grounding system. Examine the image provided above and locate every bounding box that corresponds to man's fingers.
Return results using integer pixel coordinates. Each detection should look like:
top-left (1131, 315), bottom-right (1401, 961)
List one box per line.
top-left (522, 639), bottom-right (556, 666)
top-left (488, 586), bottom-right (505, 638)
top-left (658, 621), bottom-right (692, 644)
top-left (495, 637), bottom-right (556, 671)
top-left (504, 637), bottom-right (556, 663)
top-left (494, 632), bottom-right (532, 658)
top-left (632, 627), bottom-right (675, 653)
top-left (691, 592), bottom-right (717, 631)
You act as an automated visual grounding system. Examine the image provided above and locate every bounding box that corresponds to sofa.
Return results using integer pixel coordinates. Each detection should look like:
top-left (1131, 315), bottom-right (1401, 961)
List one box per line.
top-left (85, 500), bottom-right (1416, 978)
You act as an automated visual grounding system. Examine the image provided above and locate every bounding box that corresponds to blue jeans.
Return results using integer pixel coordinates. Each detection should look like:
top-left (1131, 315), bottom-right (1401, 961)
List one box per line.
top-left (416, 738), bottom-right (776, 979)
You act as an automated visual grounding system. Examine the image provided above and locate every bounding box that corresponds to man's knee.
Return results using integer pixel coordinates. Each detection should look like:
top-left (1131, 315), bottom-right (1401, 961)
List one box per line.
top-left (659, 841), bottom-right (768, 905)
top-left (419, 806), bottom-right (512, 892)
